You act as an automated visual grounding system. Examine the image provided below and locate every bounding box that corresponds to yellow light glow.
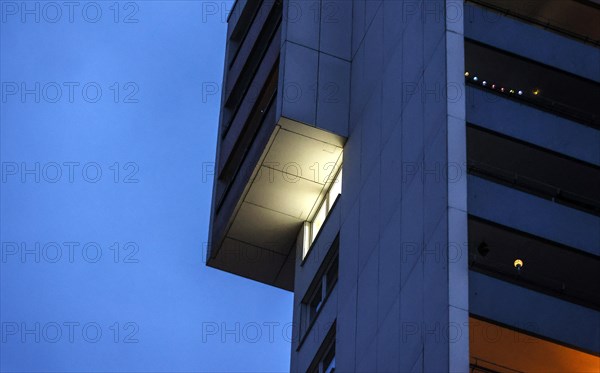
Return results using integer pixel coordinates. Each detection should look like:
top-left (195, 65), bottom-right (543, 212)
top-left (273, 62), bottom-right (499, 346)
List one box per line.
top-left (514, 259), bottom-right (524, 268)
top-left (465, 72), bottom-right (470, 77)
top-left (533, 89), bottom-right (540, 95)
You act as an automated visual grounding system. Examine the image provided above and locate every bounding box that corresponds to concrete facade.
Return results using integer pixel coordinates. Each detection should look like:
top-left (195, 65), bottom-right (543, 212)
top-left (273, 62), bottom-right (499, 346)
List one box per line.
top-left (208, 1), bottom-right (600, 372)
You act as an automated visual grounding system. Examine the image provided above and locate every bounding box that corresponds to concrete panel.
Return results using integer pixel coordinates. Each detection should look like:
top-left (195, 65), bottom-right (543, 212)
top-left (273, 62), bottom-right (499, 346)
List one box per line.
top-left (402, 5), bottom-right (425, 84)
top-left (467, 87), bottom-right (600, 166)
top-left (447, 115), bottom-right (467, 212)
top-left (350, 44), bottom-right (366, 132)
top-left (470, 271), bottom-right (600, 354)
top-left (468, 176), bottom-right (600, 256)
top-left (423, 35), bottom-right (448, 148)
top-left (423, 123), bottom-right (448, 242)
top-left (336, 286), bottom-right (358, 372)
top-left (358, 160), bottom-right (381, 271)
top-left (351, 0), bottom-right (366, 57)
top-left (285, 0), bottom-right (320, 50)
top-left (445, 30), bottom-right (465, 121)
top-left (382, 0), bottom-right (406, 66)
top-left (423, 217), bottom-right (450, 372)
top-left (401, 93), bottom-right (424, 184)
top-left (376, 297), bottom-right (401, 373)
top-left (319, 0), bottom-right (352, 60)
top-left (339, 199), bottom-right (359, 303)
top-left (380, 116), bottom-right (403, 226)
top-left (364, 5), bottom-right (384, 79)
top-left (448, 208), bottom-right (468, 311)
top-left (359, 84), bottom-right (382, 184)
top-left (378, 206), bottom-right (401, 323)
top-left (341, 125), bottom-right (362, 214)
top-left (381, 44), bottom-right (403, 142)
top-left (400, 173), bottom-right (424, 290)
top-left (316, 53), bottom-right (350, 137)
top-left (356, 246), bottom-right (379, 364)
top-left (399, 264), bottom-right (424, 373)
top-left (365, 0), bottom-right (382, 28)
top-left (449, 306), bottom-right (470, 373)
top-left (356, 338), bottom-right (377, 372)
top-left (424, 0), bottom-right (446, 68)
top-left (281, 41), bottom-right (318, 126)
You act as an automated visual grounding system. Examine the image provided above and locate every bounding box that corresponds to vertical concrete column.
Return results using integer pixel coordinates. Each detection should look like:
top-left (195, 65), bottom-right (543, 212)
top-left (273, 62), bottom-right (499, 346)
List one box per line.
top-left (446, 0), bottom-right (469, 372)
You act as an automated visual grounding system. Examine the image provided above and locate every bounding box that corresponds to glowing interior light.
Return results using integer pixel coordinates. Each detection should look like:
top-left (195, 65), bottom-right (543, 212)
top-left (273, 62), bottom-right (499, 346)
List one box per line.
top-left (500, 87), bottom-right (505, 92)
top-left (304, 166), bottom-right (343, 258)
top-left (518, 90), bottom-right (523, 95)
top-left (533, 89), bottom-right (540, 95)
top-left (491, 84), bottom-right (496, 89)
top-left (465, 72), bottom-right (470, 77)
top-left (514, 259), bottom-right (524, 269)
top-left (509, 89), bottom-right (515, 94)
top-left (482, 81), bottom-right (487, 86)
top-left (473, 76), bottom-right (478, 82)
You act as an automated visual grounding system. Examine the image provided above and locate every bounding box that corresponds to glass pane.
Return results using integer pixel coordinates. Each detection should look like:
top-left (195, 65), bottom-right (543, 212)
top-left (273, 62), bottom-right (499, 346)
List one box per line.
top-left (311, 200), bottom-right (327, 242)
top-left (302, 222), bottom-right (311, 259)
top-left (328, 169), bottom-right (342, 208)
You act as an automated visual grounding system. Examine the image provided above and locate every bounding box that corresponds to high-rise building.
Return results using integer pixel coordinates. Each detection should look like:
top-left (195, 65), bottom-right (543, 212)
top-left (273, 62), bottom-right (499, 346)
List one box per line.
top-left (207, 1), bottom-right (600, 371)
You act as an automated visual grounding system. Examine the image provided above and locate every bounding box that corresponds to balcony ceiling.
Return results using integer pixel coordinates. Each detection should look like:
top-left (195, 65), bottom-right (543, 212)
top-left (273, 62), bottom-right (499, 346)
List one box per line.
top-left (208, 118), bottom-right (345, 290)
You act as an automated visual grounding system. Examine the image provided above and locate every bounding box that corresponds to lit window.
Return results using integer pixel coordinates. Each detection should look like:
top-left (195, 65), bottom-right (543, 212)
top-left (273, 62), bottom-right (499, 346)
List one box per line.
top-left (304, 167), bottom-right (342, 259)
top-left (328, 168), bottom-right (342, 209)
top-left (312, 200), bottom-right (327, 243)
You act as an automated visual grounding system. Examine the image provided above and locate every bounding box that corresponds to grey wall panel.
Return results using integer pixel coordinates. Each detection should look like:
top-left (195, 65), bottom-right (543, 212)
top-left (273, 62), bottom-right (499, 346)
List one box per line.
top-left (319, 0), bottom-right (352, 61)
top-left (467, 87), bottom-right (600, 166)
top-left (376, 297), bottom-right (401, 372)
top-left (468, 176), bottom-right (600, 256)
top-left (316, 53), bottom-right (350, 137)
top-left (281, 41), bottom-right (318, 126)
top-left (358, 160), bottom-right (381, 272)
top-left (355, 246), bottom-right (380, 367)
top-left (378, 207), bottom-right (402, 326)
top-left (284, 0), bottom-right (320, 50)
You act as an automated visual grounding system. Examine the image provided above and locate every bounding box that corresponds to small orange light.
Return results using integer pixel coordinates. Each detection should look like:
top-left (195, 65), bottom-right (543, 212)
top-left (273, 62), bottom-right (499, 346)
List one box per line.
top-left (465, 72), bottom-right (470, 77)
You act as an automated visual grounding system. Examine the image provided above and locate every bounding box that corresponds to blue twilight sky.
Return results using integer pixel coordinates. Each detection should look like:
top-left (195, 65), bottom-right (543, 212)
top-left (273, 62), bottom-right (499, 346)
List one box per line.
top-left (0, 1), bottom-right (293, 372)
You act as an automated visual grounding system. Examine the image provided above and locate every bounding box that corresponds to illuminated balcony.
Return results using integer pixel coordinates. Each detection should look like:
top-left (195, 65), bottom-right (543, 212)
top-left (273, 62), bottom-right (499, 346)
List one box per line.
top-left (208, 117), bottom-right (344, 290)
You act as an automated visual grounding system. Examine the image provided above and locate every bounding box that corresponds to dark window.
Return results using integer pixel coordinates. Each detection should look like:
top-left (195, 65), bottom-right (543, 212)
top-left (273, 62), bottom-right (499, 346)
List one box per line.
top-left (301, 236), bottom-right (339, 338)
top-left (307, 324), bottom-right (336, 373)
top-left (308, 283), bottom-right (323, 322)
top-left (467, 125), bottom-right (600, 216)
top-left (469, 217), bottom-right (600, 310)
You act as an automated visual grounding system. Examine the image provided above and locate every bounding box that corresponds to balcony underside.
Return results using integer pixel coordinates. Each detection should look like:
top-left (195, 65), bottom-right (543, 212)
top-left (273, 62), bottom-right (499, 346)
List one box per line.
top-left (208, 118), bottom-right (345, 291)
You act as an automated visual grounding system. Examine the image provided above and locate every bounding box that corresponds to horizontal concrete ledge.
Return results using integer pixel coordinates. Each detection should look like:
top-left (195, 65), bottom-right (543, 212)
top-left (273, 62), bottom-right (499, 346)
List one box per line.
top-left (468, 176), bottom-right (600, 256)
top-left (466, 86), bottom-right (600, 166)
top-left (465, 2), bottom-right (600, 82)
top-left (470, 271), bottom-right (600, 355)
